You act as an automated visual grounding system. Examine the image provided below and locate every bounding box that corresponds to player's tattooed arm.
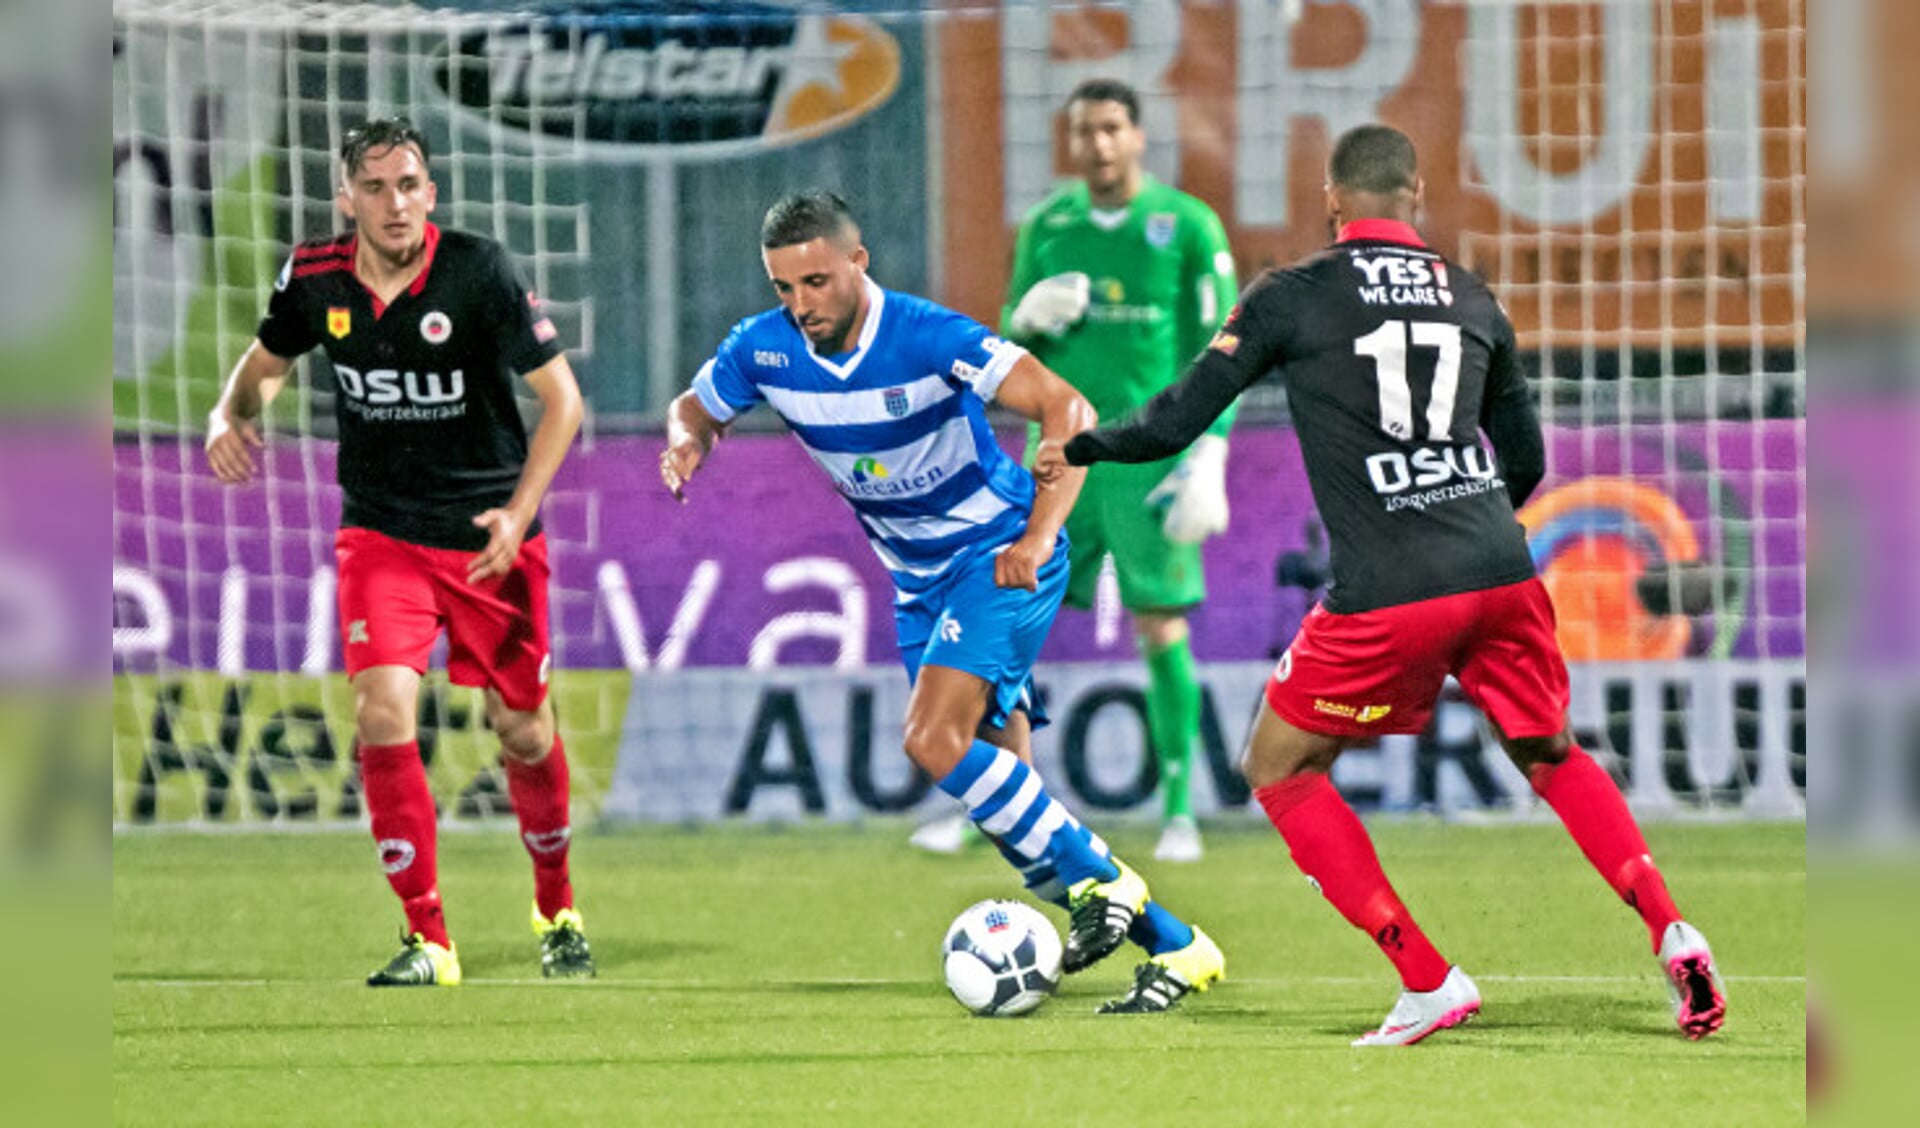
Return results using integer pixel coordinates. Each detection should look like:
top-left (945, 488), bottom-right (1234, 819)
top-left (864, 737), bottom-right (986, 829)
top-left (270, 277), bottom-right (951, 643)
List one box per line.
top-left (993, 355), bottom-right (1095, 591)
top-left (206, 340), bottom-right (294, 485)
top-left (470, 354), bottom-right (584, 583)
top-left (661, 390), bottom-right (729, 504)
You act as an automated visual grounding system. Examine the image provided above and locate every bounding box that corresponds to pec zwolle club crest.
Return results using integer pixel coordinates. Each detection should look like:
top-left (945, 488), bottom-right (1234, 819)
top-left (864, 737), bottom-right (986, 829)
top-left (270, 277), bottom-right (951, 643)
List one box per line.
top-left (883, 386), bottom-right (909, 418)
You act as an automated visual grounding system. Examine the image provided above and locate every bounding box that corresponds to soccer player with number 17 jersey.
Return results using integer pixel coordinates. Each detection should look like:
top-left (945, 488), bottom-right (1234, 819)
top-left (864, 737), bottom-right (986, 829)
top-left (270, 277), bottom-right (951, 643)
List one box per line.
top-left (206, 119), bottom-right (593, 986)
top-left (1047, 126), bottom-right (1726, 1045)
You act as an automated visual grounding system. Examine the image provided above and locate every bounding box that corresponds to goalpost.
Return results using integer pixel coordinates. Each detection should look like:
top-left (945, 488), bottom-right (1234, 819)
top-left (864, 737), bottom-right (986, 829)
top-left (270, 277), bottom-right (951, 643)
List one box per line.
top-left (113, 0), bottom-right (1804, 828)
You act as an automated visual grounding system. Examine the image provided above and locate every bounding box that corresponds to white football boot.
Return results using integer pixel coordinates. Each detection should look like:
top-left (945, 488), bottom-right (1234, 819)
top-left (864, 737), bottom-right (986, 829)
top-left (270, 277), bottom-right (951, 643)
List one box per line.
top-left (1153, 815), bottom-right (1205, 863)
top-left (1658, 921), bottom-right (1727, 1040)
top-left (908, 812), bottom-right (973, 855)
top-left (1352, 966), bottom-right (1482, 1047)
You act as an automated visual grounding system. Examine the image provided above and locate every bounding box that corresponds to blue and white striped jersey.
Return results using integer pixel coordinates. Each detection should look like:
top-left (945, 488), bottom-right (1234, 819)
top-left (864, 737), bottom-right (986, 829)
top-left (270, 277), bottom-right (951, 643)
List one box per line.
top-left (692, 277), bottom-right (1035, 595)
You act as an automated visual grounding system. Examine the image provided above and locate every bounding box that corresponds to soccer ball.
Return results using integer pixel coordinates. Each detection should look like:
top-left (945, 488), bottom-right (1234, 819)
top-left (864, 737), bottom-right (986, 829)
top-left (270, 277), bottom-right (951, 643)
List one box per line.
top-left (941, 899), bottom-right (1062, 1017)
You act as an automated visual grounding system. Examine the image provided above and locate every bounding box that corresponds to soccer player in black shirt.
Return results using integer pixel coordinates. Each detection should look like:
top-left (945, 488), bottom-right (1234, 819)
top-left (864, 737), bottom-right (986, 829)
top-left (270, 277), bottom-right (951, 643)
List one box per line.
top-left (1043, 125), bottom-right (1725, 1045)
top-left (206, 119), bottom-right (593, 986)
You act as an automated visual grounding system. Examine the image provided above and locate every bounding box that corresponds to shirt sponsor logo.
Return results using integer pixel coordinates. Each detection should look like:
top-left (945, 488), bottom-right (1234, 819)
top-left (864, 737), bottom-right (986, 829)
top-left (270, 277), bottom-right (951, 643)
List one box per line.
top-left (1313, 698), bottom-right (1392, 723)
top-left (328, 307), bottom-right (351, 338)
top-left (836, 463), bottom-right (946, 499)
top-left (429, 4), bottom-right (901, 159)
top-left (1145, 212), bottom-right (1176, 248)
top-left (420, 310), bottom-right (452, 344)
top-left (1365, 444), bottom-right (1502, 511)
top-left (333, 363), bottom-right (469, 421)
top-left (1351, 252), bottom-right (1454, 308)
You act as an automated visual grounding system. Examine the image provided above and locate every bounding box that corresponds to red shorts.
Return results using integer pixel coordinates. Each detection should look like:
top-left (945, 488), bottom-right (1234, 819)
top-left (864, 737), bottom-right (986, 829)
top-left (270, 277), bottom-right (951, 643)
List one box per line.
top-left (335, 526), bottom-right (552, 711)
top-left (1265, 578), bottom-right (1570, 740)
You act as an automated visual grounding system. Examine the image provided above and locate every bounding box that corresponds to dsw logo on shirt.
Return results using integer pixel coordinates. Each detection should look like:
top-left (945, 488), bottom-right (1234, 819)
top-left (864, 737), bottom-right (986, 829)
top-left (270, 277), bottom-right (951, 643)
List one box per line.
top-left (333, 363), bottom-right (469, 421)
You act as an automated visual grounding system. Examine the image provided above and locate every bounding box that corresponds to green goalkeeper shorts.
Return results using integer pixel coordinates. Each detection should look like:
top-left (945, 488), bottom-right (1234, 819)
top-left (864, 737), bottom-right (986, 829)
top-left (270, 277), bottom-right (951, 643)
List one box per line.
top-left (1060, 457), bottom-right (1208, 613)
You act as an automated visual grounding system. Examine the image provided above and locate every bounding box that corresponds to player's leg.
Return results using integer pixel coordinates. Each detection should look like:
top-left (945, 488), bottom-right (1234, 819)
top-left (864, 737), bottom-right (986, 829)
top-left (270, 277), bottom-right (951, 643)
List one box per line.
top-left (1106, 460), bottom-right (1209, 859)
top-left (974, 709), bottom-right (1222, 1011)
top-left (336, 528), bottom-right (460, 987)
top-left (1460, 579), bottom-right (1722, 1038)
top-left (1244, 699), bottom-right (1477, 1044)
top-left (905, 541), bottom-right (1147, 973)
top-left (440, 532), bottom-right (593, 979)
top-left (1251, 600), bottom-right (1479, 1044)
top-left (1135, 610), bottom-right (1203, 861)
top-left (354, 663), bottom-right (461, 986)
top-left (488, 691), bottom-right (593, 979)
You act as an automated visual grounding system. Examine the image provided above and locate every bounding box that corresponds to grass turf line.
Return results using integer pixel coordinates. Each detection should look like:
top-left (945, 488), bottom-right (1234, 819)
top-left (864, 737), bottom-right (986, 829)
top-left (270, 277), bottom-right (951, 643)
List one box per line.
top-left (114, 820), bottom-right (1805, 1127)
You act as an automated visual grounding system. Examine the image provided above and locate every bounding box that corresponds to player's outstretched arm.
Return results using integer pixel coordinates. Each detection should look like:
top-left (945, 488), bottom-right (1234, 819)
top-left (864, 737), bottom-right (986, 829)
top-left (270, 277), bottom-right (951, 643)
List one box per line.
top-left (993, 356), bottom-right (1095, 590)
top-left (661, 390), bottom-right (727, 504)
top-left (469, 355), bottom-right (585, 583)
top-left (1059, 350), bottom-right (1250, 470)
top-left (206, 339), bottom-right (294, 485)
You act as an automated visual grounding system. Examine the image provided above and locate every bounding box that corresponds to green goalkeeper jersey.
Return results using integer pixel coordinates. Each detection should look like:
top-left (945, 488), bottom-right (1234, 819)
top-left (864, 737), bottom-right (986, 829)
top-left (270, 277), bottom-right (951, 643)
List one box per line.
top-left (1003, 176), bottom-right (1238, 437)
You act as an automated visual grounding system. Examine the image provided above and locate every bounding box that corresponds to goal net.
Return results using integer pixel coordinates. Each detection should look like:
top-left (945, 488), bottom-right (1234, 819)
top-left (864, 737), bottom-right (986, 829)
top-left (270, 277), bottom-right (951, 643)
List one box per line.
top-left (113, 0), bottom-right (1804, 828)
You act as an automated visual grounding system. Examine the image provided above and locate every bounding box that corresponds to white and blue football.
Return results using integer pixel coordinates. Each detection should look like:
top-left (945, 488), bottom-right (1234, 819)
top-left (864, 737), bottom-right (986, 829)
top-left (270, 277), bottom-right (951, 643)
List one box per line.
top-left (941, 899), bottom-right (1062, 1017)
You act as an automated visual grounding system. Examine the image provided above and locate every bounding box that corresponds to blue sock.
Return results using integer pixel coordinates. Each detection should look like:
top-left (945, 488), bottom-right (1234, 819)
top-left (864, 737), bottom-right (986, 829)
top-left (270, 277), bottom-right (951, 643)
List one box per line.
top-left (988, 796), bottom-right (1194, 954)
top-left (938, 741), bottom-right (1118, 887)
top-left (1129, 901), bottom-right (1196, 956)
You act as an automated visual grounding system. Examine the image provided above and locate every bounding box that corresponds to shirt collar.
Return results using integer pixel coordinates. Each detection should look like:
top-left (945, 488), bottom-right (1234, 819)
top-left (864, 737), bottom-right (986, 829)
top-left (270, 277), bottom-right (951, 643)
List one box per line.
top-left (1335, 218), bottom-right (1426, 247)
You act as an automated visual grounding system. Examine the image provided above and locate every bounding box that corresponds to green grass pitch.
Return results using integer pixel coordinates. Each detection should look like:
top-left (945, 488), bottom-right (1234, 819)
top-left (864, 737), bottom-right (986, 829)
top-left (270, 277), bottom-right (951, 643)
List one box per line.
top-left (113, 820), bottom-right (1804, 1126)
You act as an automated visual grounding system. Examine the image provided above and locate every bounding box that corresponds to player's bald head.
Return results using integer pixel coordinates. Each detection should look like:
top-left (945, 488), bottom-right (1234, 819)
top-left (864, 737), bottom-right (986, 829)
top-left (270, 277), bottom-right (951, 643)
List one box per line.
top-left (761, 190), bottom-right (861, 253)
top-left (1328, 125), bottom-right (1418, 195)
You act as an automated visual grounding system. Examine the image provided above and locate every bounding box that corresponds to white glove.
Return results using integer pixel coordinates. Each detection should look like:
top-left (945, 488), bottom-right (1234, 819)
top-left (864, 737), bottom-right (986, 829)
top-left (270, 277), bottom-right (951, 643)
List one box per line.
top-left (1010, 272), bottom-right (1090, 339)
top-left (1146, 434), bottom-right (1230, 544)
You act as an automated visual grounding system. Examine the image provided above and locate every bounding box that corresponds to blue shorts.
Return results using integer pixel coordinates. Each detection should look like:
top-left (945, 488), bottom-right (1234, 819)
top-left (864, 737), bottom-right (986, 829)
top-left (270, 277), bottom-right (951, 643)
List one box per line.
top-left (896, 534), bottom-right (1069, 731)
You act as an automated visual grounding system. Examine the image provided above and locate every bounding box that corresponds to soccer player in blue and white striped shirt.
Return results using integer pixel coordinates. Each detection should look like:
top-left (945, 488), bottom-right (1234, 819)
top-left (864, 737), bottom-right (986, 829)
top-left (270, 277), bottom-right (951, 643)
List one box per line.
top-left (660, 191), bottom-right (1223, 1012)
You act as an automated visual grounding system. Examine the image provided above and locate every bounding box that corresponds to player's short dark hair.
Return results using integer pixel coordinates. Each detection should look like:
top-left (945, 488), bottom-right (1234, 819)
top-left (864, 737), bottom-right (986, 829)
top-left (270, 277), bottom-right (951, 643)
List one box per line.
top-left (340, 117), bottom-right (430, 180)
top-left (761, 190), bottom-right (860, 250)
top-left (1329, 125), bottom-right (1418, 195)
top-left (1066, 77), bottom-right (1140, 125)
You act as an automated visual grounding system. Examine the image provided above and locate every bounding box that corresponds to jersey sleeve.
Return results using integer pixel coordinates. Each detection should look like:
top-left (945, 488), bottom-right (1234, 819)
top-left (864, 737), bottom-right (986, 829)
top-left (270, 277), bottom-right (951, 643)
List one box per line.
top-left (920, 302), bottom-right (1028, 403)
top-left (1478, 304), bottom-right (1545, 508)
top-left (690, 323), bottom-right (763, 424)
top-left (254, 254), bottom-right (320, 359)
top-left (484, 243), bottom-right (566, 376)
top-left (1065, 270), bottom-right (1291, 467)
top-left (1180, 199), bottom-right (1240, 440)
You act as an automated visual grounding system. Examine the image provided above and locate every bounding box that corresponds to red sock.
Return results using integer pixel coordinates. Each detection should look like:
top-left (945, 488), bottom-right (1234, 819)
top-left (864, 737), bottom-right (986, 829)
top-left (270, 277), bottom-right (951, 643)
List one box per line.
top-left (1256, 772), bottom-right (1450, 992)
top-left (1529, 747), bottom-right (1682, 952)
top-left (505, 736), bottom-right (574, 920)
top-left (359, 741), bottom-right (449, 948)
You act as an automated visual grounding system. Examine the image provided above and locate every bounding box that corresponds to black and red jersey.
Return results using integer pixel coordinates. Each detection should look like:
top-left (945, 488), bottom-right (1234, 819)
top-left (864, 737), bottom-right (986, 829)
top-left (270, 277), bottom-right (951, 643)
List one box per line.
top-left (255, 223), bottom-right (564, 551)
top-left (1066, 218), bottom-right (1546, 613)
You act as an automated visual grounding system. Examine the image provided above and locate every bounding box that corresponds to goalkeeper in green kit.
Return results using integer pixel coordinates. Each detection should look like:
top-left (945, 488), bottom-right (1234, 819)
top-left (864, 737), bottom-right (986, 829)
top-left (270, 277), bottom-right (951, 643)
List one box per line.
top-left (913, 77), bottom-right (1237, 862)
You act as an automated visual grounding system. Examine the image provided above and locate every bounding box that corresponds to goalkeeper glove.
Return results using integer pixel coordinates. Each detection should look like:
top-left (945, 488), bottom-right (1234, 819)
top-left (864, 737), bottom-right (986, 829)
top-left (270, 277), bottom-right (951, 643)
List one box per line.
top-left (1145, 434), bottom-right (1230, 544)
top-left (1009, 272), bottom-right (1090, 340)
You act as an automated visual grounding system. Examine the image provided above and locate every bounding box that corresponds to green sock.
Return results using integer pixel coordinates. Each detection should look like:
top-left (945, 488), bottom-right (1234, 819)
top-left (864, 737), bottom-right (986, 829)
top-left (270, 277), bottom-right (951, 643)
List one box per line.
top-left (1144, 635), bottom-right (1201, 821)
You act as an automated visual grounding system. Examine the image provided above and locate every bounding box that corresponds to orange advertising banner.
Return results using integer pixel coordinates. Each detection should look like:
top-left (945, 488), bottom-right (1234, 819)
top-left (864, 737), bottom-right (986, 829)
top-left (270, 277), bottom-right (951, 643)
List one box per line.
top-left (937, 1), bottom-right (1802, 350)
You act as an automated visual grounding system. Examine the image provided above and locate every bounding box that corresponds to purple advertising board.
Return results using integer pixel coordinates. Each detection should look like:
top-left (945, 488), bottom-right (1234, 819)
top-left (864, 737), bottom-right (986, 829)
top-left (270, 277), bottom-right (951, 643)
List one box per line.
top-left (113, 422), bottom-right (1803, 673)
